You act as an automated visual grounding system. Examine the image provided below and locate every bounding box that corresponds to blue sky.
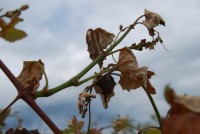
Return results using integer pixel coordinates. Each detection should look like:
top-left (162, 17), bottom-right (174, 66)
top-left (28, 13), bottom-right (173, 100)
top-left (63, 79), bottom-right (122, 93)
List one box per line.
top-left (1, 0), bottom-right (200, 133)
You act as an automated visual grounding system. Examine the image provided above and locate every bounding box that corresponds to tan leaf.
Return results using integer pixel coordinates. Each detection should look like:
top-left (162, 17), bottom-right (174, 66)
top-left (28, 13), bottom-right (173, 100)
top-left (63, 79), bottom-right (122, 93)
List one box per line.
top-left (86, 28), bottom-right (115, 68)
top-left (68, 116), bottom-right (84, 133)
top-left (112, 116), bottom-right (129, 132)
top-left (17, 59), bottom-right (44, 91)
top-left (174, 95), bottom-right (200, 113)
top-left (117, 47), bottom-right (156, 94)
top-left (142, 9), bottom-right (165, 28)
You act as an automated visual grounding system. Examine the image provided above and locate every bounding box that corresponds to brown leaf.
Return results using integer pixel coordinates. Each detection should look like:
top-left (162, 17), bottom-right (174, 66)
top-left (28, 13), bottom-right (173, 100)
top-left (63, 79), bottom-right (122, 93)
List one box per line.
top-left (94, 73), bottom-right (116, 109)
top-left (143, 9), bottom-right (165, 28)
top-left (162, 103), bottom-right (200, 134)
top-left (17, 60), bottom-right (44, 91)
top-left (163, 88), bottom-right (200, 134)
top-left (86, 28), bottom-right (115, 68)
top-left (117, 47), bottom-right (156, 94)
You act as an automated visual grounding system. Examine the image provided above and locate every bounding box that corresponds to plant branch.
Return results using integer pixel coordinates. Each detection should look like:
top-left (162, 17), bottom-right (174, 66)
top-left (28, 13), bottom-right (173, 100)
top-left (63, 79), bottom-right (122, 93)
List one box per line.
top-left (142, 86), bottom-right (162, 129)
top-left (0, 60), bottom-right (62, 134)
top-left (35, 15), bottom-right (145, 98)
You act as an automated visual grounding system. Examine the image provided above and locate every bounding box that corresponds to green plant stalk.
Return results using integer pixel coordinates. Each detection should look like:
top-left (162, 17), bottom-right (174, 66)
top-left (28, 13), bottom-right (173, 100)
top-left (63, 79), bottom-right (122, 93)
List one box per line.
top-left (77, 68), bottom-right (115, 85)
top-left (35, 15), bottom-right (144, 98)
top-left (142, 86), bottom-right (162, 129)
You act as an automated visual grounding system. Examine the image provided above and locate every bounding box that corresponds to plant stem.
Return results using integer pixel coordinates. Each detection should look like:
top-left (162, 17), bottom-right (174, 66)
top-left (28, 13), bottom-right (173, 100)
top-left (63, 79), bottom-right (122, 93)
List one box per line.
top-left (0, 60), bottom-right (62, 134)
top-left (142, 86), bottom-right (162, 129)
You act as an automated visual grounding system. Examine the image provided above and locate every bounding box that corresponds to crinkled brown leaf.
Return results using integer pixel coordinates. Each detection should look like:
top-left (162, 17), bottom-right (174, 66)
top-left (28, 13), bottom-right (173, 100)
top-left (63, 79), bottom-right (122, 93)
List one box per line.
top-left (117, 47), bottom-right (156, 94)
top-left (86, 28), bottom-right (115, 68)
top-left (94, 73), bottom-right (116, 109)
top-left (17, 60), bottom-right (44, 91)
top-left (142, 9), bottom-right (165, 28)
top-left (0, 17), bottom-right (27, 42)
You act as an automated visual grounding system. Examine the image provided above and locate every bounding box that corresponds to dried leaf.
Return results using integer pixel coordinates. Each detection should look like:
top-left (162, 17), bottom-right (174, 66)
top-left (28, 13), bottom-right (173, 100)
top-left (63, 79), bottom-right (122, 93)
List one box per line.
top-left (94, 73), bottom-right (116, 109)
top-left (117, 47), bottom-right (156, 94)
top-left (163, 87), bottom-right (200, 134)
top-left (174, 95), bottom-right (200, 113)
top-left (79, 92), bottom-right (96, 98)
top-left (162, 103), bottom-right (200, 134)
top-left (165, 86), bottom-right (200, 113)
top-left (142, 9), bottom-right (165, 28)
top-left (5, 128), bottom-right (40, 134)
top-left (86, 28), bottom-right (115, 68)
top-left (111, 116), bottom-right (129, 132)
top-left (68, 116), bottom-right (84, 133)
top-left (17, 60), bottom-right (44, 91)
top-left (88, 128), bottom-right (101, 134)
top-left (0, 17), bottom-right (27, 42)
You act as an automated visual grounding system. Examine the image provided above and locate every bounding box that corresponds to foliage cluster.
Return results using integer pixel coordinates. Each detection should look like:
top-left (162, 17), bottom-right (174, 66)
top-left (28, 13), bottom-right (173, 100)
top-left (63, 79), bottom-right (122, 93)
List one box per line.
top-left (1, 4), bottom-right (200, 134)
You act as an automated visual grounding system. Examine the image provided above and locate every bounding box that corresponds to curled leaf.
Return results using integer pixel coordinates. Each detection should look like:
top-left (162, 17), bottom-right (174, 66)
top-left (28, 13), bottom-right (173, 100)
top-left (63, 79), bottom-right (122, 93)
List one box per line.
top-left (86, 28), bottom-right (115, 68)
top-left (117, 47), bottom-right (156, 94)
top-left (78, 92), bottom-right (96, 117)
top-left (17, 60), bottom-right (44, 91)
top-left (94, 73), bottom-right (116, 109)
top-left (142, 9), bottom-right (165, 28)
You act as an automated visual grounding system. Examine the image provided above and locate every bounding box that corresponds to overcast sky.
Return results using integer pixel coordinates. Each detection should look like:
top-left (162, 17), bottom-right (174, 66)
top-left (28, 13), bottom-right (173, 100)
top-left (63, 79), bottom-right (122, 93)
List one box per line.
top-left (1, 0), bottom-right (200, 133)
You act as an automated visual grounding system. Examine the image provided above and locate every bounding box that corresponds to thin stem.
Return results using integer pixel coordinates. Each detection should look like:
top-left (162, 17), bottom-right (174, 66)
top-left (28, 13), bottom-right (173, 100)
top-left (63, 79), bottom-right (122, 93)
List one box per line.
top-left (142, 86), bottom-right (162, 129)
top-left (87, 99), bottom-right (91, 133)
top-left (78, 68), bottom-right (115, 85)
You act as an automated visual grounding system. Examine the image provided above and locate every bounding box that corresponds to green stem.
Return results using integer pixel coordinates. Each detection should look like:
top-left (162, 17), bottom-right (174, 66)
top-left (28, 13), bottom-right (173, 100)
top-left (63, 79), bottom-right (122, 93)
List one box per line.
top-left (142, 86), bottom-right (162, 129)
top-left (77, 68), bottom-right (115, 85)
top-left (35, 15), bottom-right (144, 98)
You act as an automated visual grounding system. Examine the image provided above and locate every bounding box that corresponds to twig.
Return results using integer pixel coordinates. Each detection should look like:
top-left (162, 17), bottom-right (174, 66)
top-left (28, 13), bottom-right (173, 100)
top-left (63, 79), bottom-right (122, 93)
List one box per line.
top-left (0, 60), bottom-right (62, 134)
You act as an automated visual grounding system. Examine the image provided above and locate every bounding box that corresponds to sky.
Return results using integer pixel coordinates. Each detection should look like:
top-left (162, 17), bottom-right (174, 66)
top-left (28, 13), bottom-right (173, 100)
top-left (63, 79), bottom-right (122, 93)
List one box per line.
top-left (0, 0), bottom-right (200, 133)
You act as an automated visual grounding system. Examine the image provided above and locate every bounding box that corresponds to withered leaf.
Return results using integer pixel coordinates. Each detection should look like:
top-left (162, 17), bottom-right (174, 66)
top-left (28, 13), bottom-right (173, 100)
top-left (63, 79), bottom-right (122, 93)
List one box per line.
top-left (162, 103), bottom-right (200, 134)
top-left (0, 17), bottom-right (27, 42)
top-left (163, 87), bottom-right (200, 134)
top-left (165, 86), bottom-right (200, 113)
top-left (111, 116), bottom-right (129, 132)
top-left (86, 28), bottom-right (115, 68)
top-left (117, 47), bottom-right (156, 94)
top-left (17, 60), bottom-right (44, 91)
top-left (94, 73), bottom-right (116, 109)
top-left (68, 116), bottom-right (84, 133)
top-left (143, 9), bottom-right (165, 28)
